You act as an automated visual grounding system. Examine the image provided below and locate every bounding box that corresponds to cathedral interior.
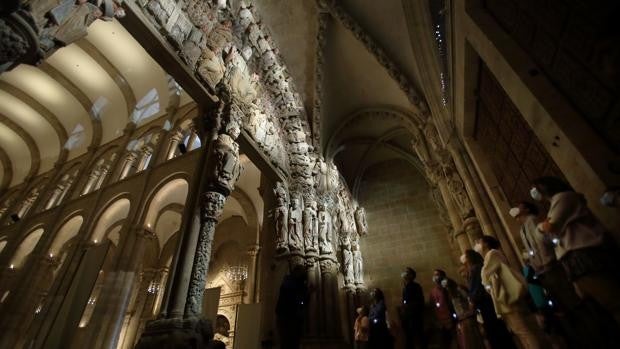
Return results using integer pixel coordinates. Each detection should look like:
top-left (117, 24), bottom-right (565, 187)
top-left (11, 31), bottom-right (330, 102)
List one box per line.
top-left (0, 0), bottom-right (619, 348)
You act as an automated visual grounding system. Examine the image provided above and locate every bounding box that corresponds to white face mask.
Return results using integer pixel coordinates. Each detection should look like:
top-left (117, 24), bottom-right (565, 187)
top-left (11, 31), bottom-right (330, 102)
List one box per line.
top-left (530, 187), bottom-right (543, 201)
top-left (473, 242), bottom-right (483, 254)
top-left (508, 207), bottom-right (521, 218)
top-left (440, 279), bottom-right (448, 288)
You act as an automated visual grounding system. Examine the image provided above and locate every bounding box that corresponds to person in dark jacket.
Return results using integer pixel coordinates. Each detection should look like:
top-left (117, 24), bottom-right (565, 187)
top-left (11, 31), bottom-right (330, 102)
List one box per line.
top-left (400, 267), bottom-right (426, 349)
top-left (463, 249), bottom-right (516, 349)
top-left (276, 264), bottom-right (309, 349)
top-left (368, 288), bottom-right (393, 349)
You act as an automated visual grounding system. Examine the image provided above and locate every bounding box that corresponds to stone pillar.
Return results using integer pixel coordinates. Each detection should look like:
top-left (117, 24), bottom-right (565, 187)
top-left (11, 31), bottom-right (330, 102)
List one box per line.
top-left (453, 229), bottom-right (471, 253)
top-left (305, 258), bottom-right (321, 337)
top-left (166, 130), bottom-right (184, 160)
top-left (319, 258), bottom-right (339, 338)
top-left (119, 152), bottom-right (138, 179)
top-left (245, 244), bottom-right (260, 304)
top-left (184, 191), bottom-right (226, 316)
top-left (93, 228), bottom-right (155, 349)
top-left (447, 141), bottom-right (496, 235)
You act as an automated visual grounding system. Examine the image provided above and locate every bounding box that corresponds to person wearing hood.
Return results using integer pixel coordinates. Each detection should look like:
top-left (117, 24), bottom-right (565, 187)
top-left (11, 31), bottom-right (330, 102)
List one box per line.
top-left (531, 176), bottom-right (620, 326)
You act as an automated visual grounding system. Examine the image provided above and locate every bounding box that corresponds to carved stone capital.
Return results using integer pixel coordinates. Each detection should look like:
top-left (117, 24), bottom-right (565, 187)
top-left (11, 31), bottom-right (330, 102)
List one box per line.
top-left (319, 258), bottom-right (338, 275)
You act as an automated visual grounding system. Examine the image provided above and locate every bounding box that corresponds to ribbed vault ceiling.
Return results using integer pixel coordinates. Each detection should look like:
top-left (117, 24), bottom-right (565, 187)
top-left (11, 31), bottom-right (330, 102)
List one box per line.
top-left (0, 19), bottom-right (192, 190)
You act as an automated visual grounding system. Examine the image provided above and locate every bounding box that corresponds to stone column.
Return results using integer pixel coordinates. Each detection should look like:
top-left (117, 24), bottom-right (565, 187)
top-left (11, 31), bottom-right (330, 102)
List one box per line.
top-left (447, 141), bottom-right (496, 235)
top-left (319, 258), bottom-right (339, 338)
top-left (245, 244), bottom-right (260, 304)
top-left (119, 152), bottom-right (138, 179)
top-left (184, 191), bottom-right (226, 316)
top-left (166, 130), bottom-right (184, 160)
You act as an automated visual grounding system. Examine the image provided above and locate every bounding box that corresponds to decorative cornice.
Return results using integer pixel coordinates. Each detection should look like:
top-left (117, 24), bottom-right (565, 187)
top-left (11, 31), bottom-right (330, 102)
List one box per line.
top-left (323, 0), bottom-right (429, 117)
top-left (39, 62), bottom-right (103, 148)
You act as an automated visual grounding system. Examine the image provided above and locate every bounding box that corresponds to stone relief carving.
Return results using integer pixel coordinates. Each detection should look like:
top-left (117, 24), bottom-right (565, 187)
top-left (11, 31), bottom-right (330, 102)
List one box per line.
top-left (273, 181), bottom-right (289, 254)
top-left (209, 132), bottom-right (241, 194)
top-left (317, 202), bottom-right (333, 255)
top-left (288, 195), bottom-right (303, 253)
top-left (339, 232), bottom-right (354, 287)
top-left (354, 206), bottom-right (368, 236)
top-left (351, 233), bottom-right (363, 285)
top-left (1, 0), bottom-right (125, 72)
top-left (302, 199), bottom-right (318, 256)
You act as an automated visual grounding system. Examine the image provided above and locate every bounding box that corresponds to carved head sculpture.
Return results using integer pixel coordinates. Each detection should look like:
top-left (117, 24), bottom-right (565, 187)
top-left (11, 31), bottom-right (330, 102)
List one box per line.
top-left (291, 196), bottom-right (300, 209)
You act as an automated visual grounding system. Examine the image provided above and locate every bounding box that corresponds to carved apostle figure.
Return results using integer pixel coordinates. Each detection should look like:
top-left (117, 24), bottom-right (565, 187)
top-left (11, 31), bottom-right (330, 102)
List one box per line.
top-left (342, 242), bottom-right (355, 286)
top-left (351, 234), bottom-right (364, 285)
top-left (197, 48), bottom-right (225, 89)
top-left (354, 206), bottom-right (368, 236)
top-left (303, 199), bottom-right (318, 254)
top-left (317, 203), bottom-right (333, 255)
top-left (288, 196), bottom-right (303, 252)
top-left (313, 155), bottom-right (329, 194)
top-left (273, 182), bottom-right (289, 253)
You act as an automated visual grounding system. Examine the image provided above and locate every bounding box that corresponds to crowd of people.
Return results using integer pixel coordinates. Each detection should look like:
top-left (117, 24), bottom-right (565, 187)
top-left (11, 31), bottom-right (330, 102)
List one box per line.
top-left (275, 176), bottom-right (620, 349)
top-left (352, 176), bottom-right (620, 349)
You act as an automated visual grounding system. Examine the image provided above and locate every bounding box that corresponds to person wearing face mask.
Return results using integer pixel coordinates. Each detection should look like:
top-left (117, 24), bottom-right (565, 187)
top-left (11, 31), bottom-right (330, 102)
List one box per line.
top-left (429, 269), bottom-right (455, 348)
top-left (600, 186), bottom-right (620, 208)
top-left (477, 236), bottom-right (547, 349)
top-left (400, 268), bottom-right (426, 349)
top-left (531, 176), bottom-right (620, 327)
top-left (463, 249), bottom-right (516, 349)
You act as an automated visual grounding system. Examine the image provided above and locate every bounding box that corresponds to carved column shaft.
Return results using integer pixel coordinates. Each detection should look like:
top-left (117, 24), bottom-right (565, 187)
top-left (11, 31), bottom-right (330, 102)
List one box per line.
top-left (184, 191), bottom-right (225, 317)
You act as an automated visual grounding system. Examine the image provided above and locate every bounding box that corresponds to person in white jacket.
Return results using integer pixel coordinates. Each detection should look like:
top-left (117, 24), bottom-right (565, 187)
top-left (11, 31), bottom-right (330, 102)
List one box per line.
top-left (475, 235), bottom-right (546, 349)
top-left (531, 176), bottom-right (620, 326)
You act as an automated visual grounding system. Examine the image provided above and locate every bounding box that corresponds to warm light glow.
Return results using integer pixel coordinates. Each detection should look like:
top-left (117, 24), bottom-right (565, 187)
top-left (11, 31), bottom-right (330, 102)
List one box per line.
top-left (93, 239), bottom-right (98, 244)
top-left (9, 264), bottom-right (14, 269)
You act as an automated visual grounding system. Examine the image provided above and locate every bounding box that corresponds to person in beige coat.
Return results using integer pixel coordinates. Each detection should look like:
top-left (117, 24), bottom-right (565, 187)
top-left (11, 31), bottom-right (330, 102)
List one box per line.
top-left (475, 236), bottom-right (546, 349)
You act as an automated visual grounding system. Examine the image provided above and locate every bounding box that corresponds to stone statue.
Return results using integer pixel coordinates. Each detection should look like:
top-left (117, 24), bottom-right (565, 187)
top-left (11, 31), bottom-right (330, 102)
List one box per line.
top-left (224, 47), bottom-right (258, 105)
top-left (351, 234), bottom-right (364, 285)
top-left (288, 196), bottom-right (303, 253)
top-left (197, 47), bottom-right (225, 89)
top-left (354, 206), bottom-right (368, 236)
top-left (209, 133), bottom-right (241, 194)
top-left (246, 105), bottom-right (267, 144)
top-left (317, 203), bottom-right (333, 255)
top-left (327, 160), bottom-right (340, 193)
top-left (302, 199), bottom-right (318, 255)
top-left (341, 239), bottom-right (354, 287)
top-left (273, 182), bottom-right (289, 253)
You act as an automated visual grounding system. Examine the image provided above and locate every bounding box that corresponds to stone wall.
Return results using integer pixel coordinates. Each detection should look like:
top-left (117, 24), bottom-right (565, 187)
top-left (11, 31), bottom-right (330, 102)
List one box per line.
top-left (358, 159), bottom-right (459, 322)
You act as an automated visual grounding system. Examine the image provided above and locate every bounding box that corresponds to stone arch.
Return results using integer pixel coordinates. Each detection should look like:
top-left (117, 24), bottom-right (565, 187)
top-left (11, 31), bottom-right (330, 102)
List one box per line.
top-left (325, 106), bottom-right (422, 159)
top-left (90, 197), bottom-right (131, 244)
top-left (142, 176), bottom-right (189, 253)
top-left (47, 214), bottom-right (84, 257)
top-left (9, 227), bottom-right (44, 269)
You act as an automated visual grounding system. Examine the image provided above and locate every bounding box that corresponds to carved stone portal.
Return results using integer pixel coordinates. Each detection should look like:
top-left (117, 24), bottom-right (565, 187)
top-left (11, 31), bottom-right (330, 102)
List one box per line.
top-left (273, 182), bottom-right (289, 253)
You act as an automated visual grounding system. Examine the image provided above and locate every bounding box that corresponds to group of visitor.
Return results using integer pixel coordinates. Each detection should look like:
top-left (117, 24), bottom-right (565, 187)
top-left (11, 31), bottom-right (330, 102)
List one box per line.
top-left (276, 175), bottom-right (619, 349)
top-left (353, 176), bottom-right (620, 349)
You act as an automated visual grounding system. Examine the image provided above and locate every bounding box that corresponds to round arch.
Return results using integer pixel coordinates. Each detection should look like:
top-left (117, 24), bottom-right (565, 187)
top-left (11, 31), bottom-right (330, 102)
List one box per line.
top-left (10, 227), bottom-right (45, 268)
top-left (90, 197), bottom-right (131, 244)
top-left (48, 214), bottom-right (84, 257)
top-left (143, 177), bottom-right (189, 251)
